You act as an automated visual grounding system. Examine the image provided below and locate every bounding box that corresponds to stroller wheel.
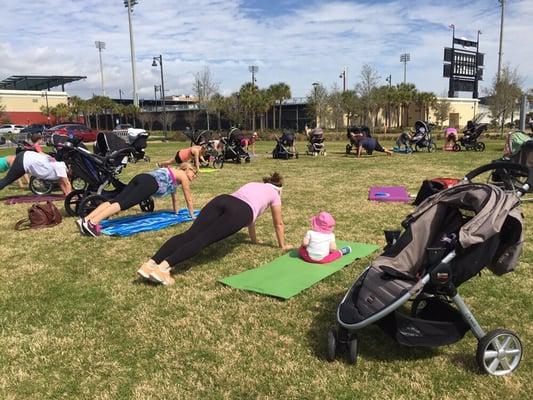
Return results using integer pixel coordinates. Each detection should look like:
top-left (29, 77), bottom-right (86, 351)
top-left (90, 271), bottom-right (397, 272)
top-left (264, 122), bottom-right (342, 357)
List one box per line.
top-left (452, 144), bottom-right (461, 152)
top-left (345, 144), bottom-right (352, 155)
top-left (78, 194), bottom-right (106, 218)
top-left (64, 189), bottom-right (85, 217)
top-left (30, 176), bottom-right (53, 196)
top-left (326, 328), bottom-right (337, 362)
top-left (476, 329), bottom-right (522, 376)
top-left (213, 156), bottom-right (224, 169)
top-left (245, 156), bottom-right (251, 163)
top-left (347, 335), bottom-right (358, 365)
top-left (295, 152), bottom-right (299, 159)
top-left (428, 143), bottom-right (437, 153)
top-left (323, 151), bottom-right (327, 156)
top-left (476, 142), bottom-right (486, 152)
top-left (71, 177), bottom-right (87, 191)
top-left (139, 197), bottom-right (155, 213)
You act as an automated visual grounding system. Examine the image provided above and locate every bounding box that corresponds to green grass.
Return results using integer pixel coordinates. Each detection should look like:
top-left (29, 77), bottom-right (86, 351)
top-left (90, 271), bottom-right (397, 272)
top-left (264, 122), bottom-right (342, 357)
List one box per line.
top-left (0, 139), bottom-right (531, 399)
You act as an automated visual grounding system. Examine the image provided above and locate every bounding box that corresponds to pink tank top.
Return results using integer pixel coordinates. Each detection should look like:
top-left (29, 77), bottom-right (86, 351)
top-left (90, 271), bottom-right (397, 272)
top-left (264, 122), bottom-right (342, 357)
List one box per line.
top-left (178, 147), bottom-right (193, 161)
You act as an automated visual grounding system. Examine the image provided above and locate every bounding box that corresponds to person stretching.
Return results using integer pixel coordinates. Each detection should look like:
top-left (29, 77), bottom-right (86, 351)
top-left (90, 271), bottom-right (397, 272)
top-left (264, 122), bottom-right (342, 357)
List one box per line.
top-left (78, 163), bottom-right (197, 237)
top-left (137, 172), bottom-right (292, 285)
top-left (299, 211), bottom-right (351, 264)
top-left (355, 136), bottom-right (392, 157)
top-left (0, 155), bottom-right (27, 188)
top-left (0, 151), bottom-right (71, 194)
top-left (158, 145), bottom-right (206, 171)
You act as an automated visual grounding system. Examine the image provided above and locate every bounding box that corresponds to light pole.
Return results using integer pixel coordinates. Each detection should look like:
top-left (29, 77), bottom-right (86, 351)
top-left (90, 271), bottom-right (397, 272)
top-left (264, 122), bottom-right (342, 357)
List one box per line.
top-left (497, 0), bottom-right (505, 83)
top-left (119, 89), bottom-right (123, 100)
top-left (385, 74), bottom-right (392, 128)
top-left (124, 0), bottom-right (139, 107)
top-left (154, 85), bottom-right (161, 112)
top-left (400, 53), bottom-right (411, 84)
top-left (152, 55), bottom-right (167, 141)
top-left (312, 82), bottom-right (319, 126)
top-left (248, 65), bottom-right (258, 85)
top-left (95, 41), bottom-right (106, 96)
top-left (339, 67), bottom-right (347, 92)
top-left (41, 91), bottom-right (50, 123)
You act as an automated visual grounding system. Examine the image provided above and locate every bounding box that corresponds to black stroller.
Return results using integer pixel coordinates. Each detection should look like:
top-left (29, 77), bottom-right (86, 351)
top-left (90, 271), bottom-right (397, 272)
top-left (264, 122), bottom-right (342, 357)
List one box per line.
top-left (57, 135), bottom-right (154, 217)
top-left (410, 120), bottom-right (436, 153)
top-left (453, 121), bottom-right (488, 152)
top-left (346, 126), bottom-right (371, 155)
top-left (221, 128), bottom-right (251, 164)
top-left (327, 163), bottom-right (528, 376)
top-left (306, 127), bottom-right (326, 156)
top-left (94, 131), bottom-right (150, 163)
top-left (273, 130), bottom-right (298, 159)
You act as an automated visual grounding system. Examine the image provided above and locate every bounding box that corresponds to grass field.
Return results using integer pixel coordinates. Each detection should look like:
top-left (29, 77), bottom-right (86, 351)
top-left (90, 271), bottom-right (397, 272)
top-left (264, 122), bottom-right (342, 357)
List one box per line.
top-left (0, 139), bottom-right (531, 399)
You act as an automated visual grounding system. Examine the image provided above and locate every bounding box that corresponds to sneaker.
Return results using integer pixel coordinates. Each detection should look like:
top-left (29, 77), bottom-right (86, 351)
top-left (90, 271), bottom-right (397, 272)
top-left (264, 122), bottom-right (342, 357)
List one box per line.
top-left (137, 261), bottom-right (158, 281)
top-left (150, 266), bottom-right (175, 286)
top-left (340, 246), bottom-right (352, 256)
top-left (75, 218), bottom-right (86, 235)
top-left (82, 219), bottom-right (101, 237)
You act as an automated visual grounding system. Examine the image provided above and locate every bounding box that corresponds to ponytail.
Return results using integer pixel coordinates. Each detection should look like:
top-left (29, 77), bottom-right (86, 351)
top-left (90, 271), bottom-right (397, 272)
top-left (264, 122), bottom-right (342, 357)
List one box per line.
top-left (263, 172), bottom-right (283, 187)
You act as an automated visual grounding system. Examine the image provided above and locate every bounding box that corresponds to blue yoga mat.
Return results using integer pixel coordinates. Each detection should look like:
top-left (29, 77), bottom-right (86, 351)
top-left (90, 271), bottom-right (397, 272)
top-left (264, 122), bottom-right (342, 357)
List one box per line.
top-left (100, 209), bottom-right (199, 237)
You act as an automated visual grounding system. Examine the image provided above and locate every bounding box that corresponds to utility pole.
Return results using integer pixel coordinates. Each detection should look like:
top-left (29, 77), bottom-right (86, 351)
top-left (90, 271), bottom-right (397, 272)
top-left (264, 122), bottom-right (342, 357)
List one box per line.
top-left (119, 89), bottom-right (123, 100)
top-left (95, 41), bottom-right (106, 96)
top-left (339, 67), bottom-right (347, 92)
top-left (124, 0), bottom-right (139, 107)
top-left (400, 53), bottom-right (410, 84)
top-left (152, 55), bottom-right (167, 141)
top-left (154, 85), bottom-right (160, 112)
top-left (385, 75), bottom-right (392, 129)
top-left (497, 0), bottom-right (505, 83)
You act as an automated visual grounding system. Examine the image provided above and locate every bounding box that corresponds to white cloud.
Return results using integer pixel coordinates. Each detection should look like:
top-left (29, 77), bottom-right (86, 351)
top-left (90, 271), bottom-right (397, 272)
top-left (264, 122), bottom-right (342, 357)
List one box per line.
top-left (0, 0), bottom-right (531, 99)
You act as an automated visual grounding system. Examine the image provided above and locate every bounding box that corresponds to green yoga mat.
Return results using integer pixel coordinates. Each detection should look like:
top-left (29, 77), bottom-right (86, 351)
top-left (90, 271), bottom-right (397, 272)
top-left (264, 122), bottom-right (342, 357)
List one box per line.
top-left (219, 241), bottom-right (379, 299)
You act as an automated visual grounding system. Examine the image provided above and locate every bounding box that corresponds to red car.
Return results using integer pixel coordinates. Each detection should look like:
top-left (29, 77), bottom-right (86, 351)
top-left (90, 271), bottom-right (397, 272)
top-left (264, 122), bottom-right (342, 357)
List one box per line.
top-left (44, 124), bottom-right (98, 143)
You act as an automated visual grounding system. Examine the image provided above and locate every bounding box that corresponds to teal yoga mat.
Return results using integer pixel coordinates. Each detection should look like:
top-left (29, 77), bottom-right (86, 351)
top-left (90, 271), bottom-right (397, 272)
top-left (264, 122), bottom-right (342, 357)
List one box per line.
top-left (219, 241), bottom-right (379, 299)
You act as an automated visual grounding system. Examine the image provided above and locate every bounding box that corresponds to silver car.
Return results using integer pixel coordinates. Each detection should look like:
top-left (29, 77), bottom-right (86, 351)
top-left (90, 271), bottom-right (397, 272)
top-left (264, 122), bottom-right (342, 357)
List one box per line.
top-left (0, 124), bottom-right (26, 144)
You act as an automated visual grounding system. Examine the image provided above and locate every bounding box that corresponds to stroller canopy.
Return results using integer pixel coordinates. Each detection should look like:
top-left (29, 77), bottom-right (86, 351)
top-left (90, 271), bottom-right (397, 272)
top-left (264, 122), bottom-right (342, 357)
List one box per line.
top-left (415, 120), bottom-right (429, 134)
top-left (95, 132), bottom-right (129, 156)
top-left (372, 183), bottom-right (523, 280)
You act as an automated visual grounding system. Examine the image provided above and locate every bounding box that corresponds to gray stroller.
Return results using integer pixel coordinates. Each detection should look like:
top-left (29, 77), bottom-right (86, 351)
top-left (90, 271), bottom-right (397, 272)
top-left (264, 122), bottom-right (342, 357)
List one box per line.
top-left (327, 163), bottom-right (529, 376)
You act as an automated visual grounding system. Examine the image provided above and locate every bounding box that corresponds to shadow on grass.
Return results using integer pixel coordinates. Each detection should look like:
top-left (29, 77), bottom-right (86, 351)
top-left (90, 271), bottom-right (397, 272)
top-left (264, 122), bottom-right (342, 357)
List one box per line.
top-left (306, 291), bottom-right (438, 364)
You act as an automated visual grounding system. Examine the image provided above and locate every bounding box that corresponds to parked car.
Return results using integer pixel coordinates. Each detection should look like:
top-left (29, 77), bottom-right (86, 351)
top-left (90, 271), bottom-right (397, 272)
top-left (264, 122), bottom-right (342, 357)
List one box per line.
top-left (20, 124), bottom-right (51, 138)
top-left (43, 124), bottom-right (98, 143)
top-left (0, 124), bottom-right (26, 144)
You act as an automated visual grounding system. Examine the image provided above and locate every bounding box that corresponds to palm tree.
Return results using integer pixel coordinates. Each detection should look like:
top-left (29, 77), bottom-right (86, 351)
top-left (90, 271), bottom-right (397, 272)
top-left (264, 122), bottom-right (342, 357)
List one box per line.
top-left (208, 93), bottom-right (225, 131)
top-left (395, 83), bottom-right (418, 127)
top-left (271, 83), bottom-right (291, 130)
top-left (415, 92), bottom-right (437, 121)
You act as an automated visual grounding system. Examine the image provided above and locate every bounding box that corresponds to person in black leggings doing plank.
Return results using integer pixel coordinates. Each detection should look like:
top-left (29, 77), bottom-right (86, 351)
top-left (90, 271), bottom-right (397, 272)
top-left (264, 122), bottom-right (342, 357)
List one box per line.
top-left (78, 163), bottom-right (197, 236)
top-left (137, 172), bottom-right (292, 285)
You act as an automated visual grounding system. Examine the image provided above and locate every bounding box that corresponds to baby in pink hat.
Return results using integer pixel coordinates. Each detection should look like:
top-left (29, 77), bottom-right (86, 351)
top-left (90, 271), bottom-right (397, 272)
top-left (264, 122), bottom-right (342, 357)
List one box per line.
top-left (299, 211), bottom-right (352, 264)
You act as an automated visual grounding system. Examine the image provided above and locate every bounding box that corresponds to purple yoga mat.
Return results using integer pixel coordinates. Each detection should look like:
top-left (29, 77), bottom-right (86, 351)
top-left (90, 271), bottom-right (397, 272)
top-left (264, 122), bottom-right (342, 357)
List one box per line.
top-left (369, 186), bottom-right (411, 203)
top-left (3, 194), bottom-right (65, 205)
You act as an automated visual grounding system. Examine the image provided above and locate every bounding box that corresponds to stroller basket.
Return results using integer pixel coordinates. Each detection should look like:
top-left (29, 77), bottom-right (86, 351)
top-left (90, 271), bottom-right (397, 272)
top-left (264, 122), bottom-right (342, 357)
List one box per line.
top-left (378, 297), bottom-right (470, 347)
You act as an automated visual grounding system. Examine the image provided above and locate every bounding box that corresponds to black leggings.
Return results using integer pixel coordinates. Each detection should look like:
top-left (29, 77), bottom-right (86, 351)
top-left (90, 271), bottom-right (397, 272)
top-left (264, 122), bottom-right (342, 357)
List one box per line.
top-left (0, 152), bottom-right (25, 190)
top-left (110, 173), bottom-right (158, 210)
top-left (152, 194), bottom-right (253, 266)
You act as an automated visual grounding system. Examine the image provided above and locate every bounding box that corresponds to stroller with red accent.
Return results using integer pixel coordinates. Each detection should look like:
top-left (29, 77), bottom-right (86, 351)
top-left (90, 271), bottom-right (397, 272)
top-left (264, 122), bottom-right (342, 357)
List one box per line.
top-left (327, 163), bottom-right (528, 376)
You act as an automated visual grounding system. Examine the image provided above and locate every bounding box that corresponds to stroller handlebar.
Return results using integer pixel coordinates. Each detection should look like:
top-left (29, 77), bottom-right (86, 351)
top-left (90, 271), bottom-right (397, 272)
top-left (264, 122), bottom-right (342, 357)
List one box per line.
top-left (464, 162), bottom-right (531, 197)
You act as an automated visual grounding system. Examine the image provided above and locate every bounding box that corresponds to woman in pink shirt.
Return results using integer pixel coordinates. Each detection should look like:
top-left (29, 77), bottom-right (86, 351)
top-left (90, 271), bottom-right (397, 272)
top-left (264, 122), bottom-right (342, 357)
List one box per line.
top-left (137, 172), bottom-right (291, 285)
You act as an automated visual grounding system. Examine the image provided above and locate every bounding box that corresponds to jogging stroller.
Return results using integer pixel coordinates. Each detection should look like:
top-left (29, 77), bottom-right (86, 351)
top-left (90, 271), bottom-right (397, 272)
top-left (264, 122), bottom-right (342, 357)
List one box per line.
top-left (327, 163), bottom-right (528, 376)
top-left (56, 135), bottom-right (154, 217)
top-left (453, 121), bottom-right (488, 152)
top-left (394, 131), bottom-right (414, 154)
top-left (184, 129), bottom-right (224, 169)
top-left (221, 128), bottom-right (251, 164)
top-left (273, 130), bottom-right (298, 159)
top-left (410, 121), bottom-right (436, 152)
top-left (306, 127), bottom-right (326, 156)
top-left (346, 126), bottom-right (371, 155)
top-left (94, 131), bottom-right (150, 163)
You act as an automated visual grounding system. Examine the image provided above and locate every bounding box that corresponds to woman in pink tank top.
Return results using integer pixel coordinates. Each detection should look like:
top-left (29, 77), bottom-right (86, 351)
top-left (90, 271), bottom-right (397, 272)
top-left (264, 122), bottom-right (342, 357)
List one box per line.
top-left (158, 144), bottom-right (206, 171)
top-left (137, 172), bottom-right (292, 285)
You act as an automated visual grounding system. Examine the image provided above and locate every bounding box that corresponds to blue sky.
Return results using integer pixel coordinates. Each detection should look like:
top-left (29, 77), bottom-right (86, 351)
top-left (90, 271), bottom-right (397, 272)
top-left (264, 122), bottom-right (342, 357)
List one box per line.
top-left (0, 0), bottom-right (531, 100)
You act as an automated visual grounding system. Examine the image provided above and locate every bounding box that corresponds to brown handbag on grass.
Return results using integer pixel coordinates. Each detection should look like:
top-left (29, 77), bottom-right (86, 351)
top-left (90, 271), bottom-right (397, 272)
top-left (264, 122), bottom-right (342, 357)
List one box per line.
top-left (15, 201), bottom-right (62, 230)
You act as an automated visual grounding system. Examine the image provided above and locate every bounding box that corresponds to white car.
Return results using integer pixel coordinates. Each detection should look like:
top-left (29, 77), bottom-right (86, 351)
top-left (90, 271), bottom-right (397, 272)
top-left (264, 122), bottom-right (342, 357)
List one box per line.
top-left (0, 124), bottom-right (26, 144)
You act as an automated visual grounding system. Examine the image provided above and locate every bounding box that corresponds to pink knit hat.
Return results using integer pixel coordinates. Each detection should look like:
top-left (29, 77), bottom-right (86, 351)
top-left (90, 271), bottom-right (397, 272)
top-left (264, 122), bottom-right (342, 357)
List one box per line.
top-left (311, 211), bottom-right (336, 234)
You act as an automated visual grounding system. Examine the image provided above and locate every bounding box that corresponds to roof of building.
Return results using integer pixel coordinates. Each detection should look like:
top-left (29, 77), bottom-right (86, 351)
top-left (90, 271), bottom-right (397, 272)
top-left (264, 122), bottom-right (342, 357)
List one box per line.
top-left (0, 75), bottom-right (86, 91)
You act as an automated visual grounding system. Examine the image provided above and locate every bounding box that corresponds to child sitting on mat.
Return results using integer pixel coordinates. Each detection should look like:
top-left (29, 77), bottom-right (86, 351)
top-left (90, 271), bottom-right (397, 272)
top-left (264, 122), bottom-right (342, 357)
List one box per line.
top-left (299, 211), bottom-right (351, 264)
